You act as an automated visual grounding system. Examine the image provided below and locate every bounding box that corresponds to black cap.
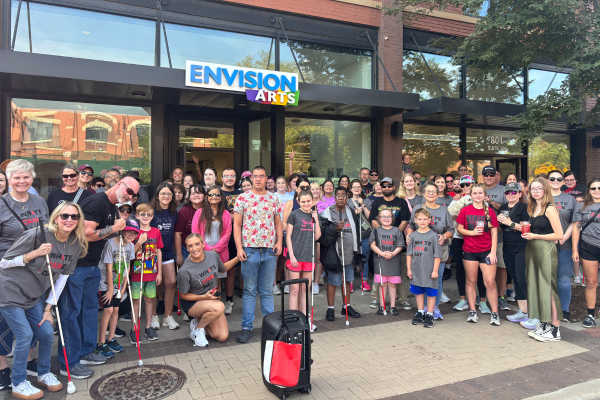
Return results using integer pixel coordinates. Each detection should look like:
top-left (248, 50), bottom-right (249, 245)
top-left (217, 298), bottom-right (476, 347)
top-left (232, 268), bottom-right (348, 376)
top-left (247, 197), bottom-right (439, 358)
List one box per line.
top-left (482, 165), bottom-right (497, 175)
top-left (124, 170), bottom-right (140, 182)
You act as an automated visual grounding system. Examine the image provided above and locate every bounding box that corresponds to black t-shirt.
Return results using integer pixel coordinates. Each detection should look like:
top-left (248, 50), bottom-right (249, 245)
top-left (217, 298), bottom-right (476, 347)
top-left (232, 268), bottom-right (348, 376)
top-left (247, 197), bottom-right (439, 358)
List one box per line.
top-left (46, 187), bottom-right (92, 212)
top-left (498, 202), bottom-right (529, 250)
top-left (368, 196), bottom-right (411, 228)
top-left (561, 184), bottom-right (586, 197)
top-left (79, 192), bottom-right (118, 266)
top-left (362, 183), bottom-right (373, 196)
top-left (221, 188), bottom-right (243, 213)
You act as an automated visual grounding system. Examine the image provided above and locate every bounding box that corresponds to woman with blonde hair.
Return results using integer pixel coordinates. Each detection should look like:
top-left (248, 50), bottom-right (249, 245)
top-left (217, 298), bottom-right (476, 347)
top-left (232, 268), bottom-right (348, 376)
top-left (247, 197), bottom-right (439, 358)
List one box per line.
top-left (396, 173), bottom-right (423, 209)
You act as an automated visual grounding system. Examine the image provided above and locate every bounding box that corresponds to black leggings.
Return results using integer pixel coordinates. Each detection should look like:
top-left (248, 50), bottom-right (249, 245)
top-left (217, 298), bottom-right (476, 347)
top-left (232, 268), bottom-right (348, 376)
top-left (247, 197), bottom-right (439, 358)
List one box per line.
top-left (503, 246), bottom-right (527, 300)
top-left (452, 238), bottom-right (487, 298)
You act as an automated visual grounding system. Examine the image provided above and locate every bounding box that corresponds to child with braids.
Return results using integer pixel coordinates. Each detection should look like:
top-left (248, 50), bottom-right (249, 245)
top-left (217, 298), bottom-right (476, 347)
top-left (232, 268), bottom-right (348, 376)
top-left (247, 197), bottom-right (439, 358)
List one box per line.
top-left (457, 184), bottom-right (501, 326)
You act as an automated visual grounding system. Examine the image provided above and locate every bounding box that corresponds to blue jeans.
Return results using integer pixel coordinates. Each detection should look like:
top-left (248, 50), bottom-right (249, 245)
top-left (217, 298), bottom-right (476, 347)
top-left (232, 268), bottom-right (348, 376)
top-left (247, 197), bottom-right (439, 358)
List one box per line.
top-left (0, 314), bottom-right (37, 356)
top-left (557, 249), bottom-right (573, 312)
top-left (0, 300), bottom-right (53, 386)
top-left (57, 266), bottom-right (101, 370)
top-left (435, 272), bottom-right (444, 307)
top-left (240, 247), bottom-right (277, 331)
top-left (361, 238), bottom-right (371, 281)
top-left (181, 247), bottom-right (190, 260)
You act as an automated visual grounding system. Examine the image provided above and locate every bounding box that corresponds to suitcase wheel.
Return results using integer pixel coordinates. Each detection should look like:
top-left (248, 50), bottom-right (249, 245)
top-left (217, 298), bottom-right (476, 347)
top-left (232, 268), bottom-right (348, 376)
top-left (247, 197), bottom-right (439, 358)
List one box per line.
top-left (300, 387), bottom-right (311, 394)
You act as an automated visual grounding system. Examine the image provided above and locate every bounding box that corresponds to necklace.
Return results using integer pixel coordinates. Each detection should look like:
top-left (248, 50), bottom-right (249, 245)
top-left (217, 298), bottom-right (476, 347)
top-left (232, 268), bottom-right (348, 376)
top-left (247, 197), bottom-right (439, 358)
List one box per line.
top-left (54, 233), bottom-right (69, 248)
top-left (10, 195), bottom-right (27, 209)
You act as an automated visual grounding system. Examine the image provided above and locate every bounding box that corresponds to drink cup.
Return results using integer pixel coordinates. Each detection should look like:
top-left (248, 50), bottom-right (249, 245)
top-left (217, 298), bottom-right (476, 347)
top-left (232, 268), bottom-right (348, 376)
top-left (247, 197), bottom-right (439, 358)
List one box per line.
top-left (476, 221), bottom-right (485, 229)
top-left (501, 211), bottom-right (509, 217)
top-left (521, 221), bottom-right (530, 234)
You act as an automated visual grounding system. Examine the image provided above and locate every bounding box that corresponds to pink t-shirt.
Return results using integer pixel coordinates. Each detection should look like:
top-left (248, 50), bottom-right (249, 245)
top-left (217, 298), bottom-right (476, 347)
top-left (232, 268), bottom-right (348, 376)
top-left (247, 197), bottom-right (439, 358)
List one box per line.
top-left (234, 191), bottom-right (282, 248)
top-left (317, 195), bottom-right (336, 214)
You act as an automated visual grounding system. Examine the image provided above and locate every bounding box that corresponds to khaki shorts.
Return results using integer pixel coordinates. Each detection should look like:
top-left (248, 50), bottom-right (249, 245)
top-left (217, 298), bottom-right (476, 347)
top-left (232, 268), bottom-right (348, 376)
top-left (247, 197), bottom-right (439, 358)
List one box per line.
top-left (496, 243), bottom-right (506, 269)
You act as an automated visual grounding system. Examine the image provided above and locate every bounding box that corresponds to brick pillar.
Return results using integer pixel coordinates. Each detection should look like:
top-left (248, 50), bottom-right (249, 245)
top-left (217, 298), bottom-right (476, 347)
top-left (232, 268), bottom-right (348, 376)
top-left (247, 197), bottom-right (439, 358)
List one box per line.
top-left (585, 130), bottom-right (600, 183)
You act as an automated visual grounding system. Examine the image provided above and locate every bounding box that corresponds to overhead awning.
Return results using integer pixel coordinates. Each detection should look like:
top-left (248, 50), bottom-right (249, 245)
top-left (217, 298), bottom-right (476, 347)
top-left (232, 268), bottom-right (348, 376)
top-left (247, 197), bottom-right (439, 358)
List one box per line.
top-left (0, 50), bottom-right (419, 119)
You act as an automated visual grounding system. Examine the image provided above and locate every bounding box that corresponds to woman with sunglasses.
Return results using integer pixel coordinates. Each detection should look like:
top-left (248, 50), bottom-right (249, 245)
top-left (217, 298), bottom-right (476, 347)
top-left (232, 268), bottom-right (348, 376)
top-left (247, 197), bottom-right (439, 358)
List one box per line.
top-left (0, 202), bottom-right (87, 398)
top-left (547, 170), bottom-right (578, 323)
top-left (317, 180), bottom-right (336, 214)
top-left (77, 165), bottom-right (96, 194)
top-left (434, 174), bottom-right (453, 208)
top-left (150, 183), bottom-right (180, 331)
top-left (46, 164), bottom-right (92, 211)
top-left (397, 173), bottom-right (423, 209)
top-left (175, 185), bottom-right (206, 268)
top-left (572, 178), bottom-right (600, 328)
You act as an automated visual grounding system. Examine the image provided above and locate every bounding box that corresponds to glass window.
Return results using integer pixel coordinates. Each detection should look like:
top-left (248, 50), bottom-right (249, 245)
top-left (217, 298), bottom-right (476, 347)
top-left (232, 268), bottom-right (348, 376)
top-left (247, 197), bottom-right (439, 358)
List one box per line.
top-left (528, 69), bottom-right (569, 100)
top-left (281, 40), bottom-right (372, 89)
top-left (11, 99), bottom-right (151, 197)
top-left (285, 118), bottom-right (371, 182)
top-left (466, 129), bottom-right (523, 155)
top-left (249, 119), bottom-right (272, 175)
top-left (467, 67), bottom-right (524, 104)
top-left (402, 124), bottom-right (461, 175)
top-left (528, 133), bottom-right (570, 179)
top-left (11, 1), bottom-right (155, 65)
top-left (179, 120), bottom-right (234, 149)
top-left (161, 23), bottom-right (275, 69)
top-left (403, 50), bottom-right (461, 100)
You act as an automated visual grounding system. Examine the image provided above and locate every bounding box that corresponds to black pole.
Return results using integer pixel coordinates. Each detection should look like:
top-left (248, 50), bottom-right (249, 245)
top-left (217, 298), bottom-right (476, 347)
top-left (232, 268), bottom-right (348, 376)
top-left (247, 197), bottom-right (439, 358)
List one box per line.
top-left (410, 33), bottom-right (444, 96)
top-left (157, 0), bottom-right (172, 68)
top-left (11, 0), bottom-right (23, 51)
top-left (266, 37), bottom-right (274, 70)
top-left (277, 18), bottom-right (305, 82)
top-left (364, 31), bottom-right (397, 92)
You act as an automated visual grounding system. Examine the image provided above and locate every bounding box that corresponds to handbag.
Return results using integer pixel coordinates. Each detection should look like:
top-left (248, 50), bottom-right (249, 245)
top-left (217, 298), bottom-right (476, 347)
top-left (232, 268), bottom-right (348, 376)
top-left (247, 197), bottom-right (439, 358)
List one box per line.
top-left (353, 253), bottom-right (366, 274)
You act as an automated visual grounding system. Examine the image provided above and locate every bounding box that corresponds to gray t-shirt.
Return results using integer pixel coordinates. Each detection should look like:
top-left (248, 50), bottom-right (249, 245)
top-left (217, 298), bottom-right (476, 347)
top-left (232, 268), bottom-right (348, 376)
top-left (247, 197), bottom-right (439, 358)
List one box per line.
top-left (0, 227), bottom-right (81, 308)
top-left (435, 196), bottom-right (453, 208)
top-left (286, 208), bottom-right (316, 263)
top-left (408, 204), bottom-right (455, 236)
top-left (407, 229), bottom-right (442, 290)
top-left (406, 195), bottom-right (424, 210)
top-left (99, 239), bottom-right (135, 293)
top-left (554, 192), bottom-right (577, 251)
top-left (347, 197), bottom-right (372, 240)
top-left (369, 226), bottom-right (405, 276)
top-left (485, 185), bottom-right (507, 243)
top-left (573, 202), bottom-right (600, 248)
top-left (0, 193), bottom-right (49, 259)
top-left (329, 206), bottom-right (354, 265)
top-left (176, 251), bottom-right (226, 296)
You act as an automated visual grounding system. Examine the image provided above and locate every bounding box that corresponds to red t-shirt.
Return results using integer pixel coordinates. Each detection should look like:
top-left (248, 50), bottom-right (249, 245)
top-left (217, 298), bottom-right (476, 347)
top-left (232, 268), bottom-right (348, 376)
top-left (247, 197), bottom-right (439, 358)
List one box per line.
top-left (132, 227), bottom-right (164, 283)
top-left (457, 205), bottom-right (499, 253)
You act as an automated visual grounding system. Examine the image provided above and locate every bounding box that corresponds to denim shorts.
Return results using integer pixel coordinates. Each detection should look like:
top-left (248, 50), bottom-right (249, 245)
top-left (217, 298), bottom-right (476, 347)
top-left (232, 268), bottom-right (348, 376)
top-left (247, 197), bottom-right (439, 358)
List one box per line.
top-left (410, 284), bottom-right (438, 297)
top-left (327, 265), bottom-right (354, 287)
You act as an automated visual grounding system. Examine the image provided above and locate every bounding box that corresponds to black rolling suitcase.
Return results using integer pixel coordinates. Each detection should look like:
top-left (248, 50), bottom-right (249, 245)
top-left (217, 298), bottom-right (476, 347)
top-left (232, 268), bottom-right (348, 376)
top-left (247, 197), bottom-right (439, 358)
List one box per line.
top-left (261, 278), bottom-right (312, 399)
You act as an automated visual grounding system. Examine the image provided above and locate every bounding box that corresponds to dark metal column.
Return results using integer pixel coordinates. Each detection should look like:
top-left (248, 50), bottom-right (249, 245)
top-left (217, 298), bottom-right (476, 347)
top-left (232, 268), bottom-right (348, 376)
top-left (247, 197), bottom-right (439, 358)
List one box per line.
top-left (2, 0), bottom-right (11, 50)
top-left (271, 106), bottom-right (285, 176)
top-left (151, 104), bottom-right (167, 191)
top-left (0, 93), bottom-right (10, 161)
top-left (460, 126), bottom-right (467, 167)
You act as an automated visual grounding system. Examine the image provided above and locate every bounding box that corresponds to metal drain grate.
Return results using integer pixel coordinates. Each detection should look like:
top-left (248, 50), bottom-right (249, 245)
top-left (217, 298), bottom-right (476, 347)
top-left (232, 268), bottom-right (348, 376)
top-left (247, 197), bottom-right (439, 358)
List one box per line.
top-left (89, 364), bottom-right (186, 400)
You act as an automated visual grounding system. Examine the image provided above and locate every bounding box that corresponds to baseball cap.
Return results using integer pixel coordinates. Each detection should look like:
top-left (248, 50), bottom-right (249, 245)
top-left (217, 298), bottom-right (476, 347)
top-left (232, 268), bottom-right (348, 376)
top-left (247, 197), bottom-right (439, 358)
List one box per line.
top-left (504, 182), bottom-right (521, 193)
top-left (381, 177), bottom-right (394, 186)
top-left (460, 175), bottom-right (475, 184)
top-left (78, 164), bottom-right (94, 174)
top-left (482, 165), bottom-right (497, 175)
top-left (123, 219), bottom-right (140, 234)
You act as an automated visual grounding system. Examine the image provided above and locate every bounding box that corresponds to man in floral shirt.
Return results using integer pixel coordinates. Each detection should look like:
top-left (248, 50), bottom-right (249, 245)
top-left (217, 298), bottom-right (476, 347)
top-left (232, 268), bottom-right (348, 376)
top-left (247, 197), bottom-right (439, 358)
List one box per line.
top-left (233, 166), bottom-right (283, 343)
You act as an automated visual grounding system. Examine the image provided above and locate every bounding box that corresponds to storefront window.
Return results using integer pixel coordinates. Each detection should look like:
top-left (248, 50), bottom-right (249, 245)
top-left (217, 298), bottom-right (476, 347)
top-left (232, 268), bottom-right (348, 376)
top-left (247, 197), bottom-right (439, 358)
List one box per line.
top-left (249, 119), bottom-right (272, 175)
top-left (467, 67), bottom-right (524, 104)
top-left (466, 129), bottom-right (523, 155)
top-left (528, 69), bottom-right (569, 100)
top-left (285, 118), bottom-right (371, 182)
top-left (11, 1), bottom-right (155, 65)
top-left (161, 24), bottom-right (275, 70)
top-left (180, 120), bottom-right (234, 178)
top-left (281, 40), bottom-right (373, 89)
top-left (11, 99), bottom-right (151, 197)
top-left (528, 133), bottom-right (570, 179)
top-left (403, 51), bottom-right (461, 100)
top-left (402, 124), bottom-right (461, 175)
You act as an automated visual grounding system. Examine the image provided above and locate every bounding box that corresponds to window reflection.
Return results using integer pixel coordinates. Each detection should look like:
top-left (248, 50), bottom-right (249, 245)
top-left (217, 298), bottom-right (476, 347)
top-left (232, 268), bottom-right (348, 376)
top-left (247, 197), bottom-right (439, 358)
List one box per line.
top-left (466, 129), bottom-right (522, 155)
top-left (528, 69), bottom-right (569, 100)
top-left (249, 119), bottom-right (272, 175)
top-left (528, 134), bottom-right (570, 179)
top-left (402, 124), bottom-right (461, 175)
top-left (467, 67), bottom-right (524, 104)
top-left (403, 50), bottom-right (461, 99)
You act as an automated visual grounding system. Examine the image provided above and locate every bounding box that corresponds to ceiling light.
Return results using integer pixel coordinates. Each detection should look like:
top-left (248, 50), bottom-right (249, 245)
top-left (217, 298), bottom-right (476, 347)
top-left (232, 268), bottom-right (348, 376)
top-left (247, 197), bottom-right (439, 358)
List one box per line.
top-left (132, 91), bottom-right (146, 97)
top-left (323, 107), bottom-right (334, 112)
top-left (237, 101), bottom-right (249, 107)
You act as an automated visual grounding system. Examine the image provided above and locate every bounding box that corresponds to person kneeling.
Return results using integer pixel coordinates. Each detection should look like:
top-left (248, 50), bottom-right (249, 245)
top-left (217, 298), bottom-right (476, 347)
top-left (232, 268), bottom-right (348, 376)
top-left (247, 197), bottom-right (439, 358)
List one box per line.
top-left (177, 234), bottom-right (240, 347)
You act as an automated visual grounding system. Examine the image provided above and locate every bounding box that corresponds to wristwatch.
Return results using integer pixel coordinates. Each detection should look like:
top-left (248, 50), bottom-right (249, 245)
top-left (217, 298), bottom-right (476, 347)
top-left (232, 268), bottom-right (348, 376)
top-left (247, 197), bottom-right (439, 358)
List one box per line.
top-left (510, 222), bottom-right (515, 229)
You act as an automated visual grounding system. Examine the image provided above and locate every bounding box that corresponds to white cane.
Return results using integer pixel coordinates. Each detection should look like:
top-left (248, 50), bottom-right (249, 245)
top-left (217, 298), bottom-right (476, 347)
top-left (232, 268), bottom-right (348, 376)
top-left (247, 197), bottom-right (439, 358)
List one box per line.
top-left (340, 213), bottom-right (349, 326)
top-left (116, 235), bottom-right (123, 299)
top-left (310, 212), bottom-right (315, 332)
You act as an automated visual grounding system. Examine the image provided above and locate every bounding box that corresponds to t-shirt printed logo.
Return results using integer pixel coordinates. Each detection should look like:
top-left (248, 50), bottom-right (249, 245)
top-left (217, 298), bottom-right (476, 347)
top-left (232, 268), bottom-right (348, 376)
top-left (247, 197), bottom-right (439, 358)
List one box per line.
top-left (412, 240), bottom-right (432, 257)
top-left (134, 242), bottom-right (158, 274)
top-left (465, 215), bottom-right (486, 231)
top-left (300, 219), bottom-right (314, 231)
top-left (379, 233), bottom-right (397, 252)
top-left (18, 208), bottom-right (45, 227)
top-left (193, 263), bottom-right (218, 294)
top-left (39, 253), bottom-right (74, 277)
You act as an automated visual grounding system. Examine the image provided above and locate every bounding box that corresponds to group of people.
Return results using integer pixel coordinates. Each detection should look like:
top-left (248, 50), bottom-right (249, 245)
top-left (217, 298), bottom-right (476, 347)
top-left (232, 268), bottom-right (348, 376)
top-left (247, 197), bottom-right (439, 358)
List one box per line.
top-left (0, 154), bottom-right (599, 399)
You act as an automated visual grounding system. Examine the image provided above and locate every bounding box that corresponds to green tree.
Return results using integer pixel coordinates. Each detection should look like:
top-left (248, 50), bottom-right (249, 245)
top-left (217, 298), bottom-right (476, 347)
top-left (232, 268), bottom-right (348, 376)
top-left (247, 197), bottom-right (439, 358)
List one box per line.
top-left (403, 50), bottom-right (460, 99)
top-left (236, 49), bottom-right (297, 73)
top-left (528, 137), bottom-right (570, 177)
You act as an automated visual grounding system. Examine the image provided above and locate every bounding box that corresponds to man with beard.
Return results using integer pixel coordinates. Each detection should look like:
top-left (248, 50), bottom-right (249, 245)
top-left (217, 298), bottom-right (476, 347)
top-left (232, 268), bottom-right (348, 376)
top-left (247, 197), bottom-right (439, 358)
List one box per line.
top-left (95, 168), bottom-right (121, 193)
top-left (359, 168), bottom-right (373, 195)
top-left (57, 177), bottom-right (139, 379)
top-left (221, 168), bottom-right (243, 315)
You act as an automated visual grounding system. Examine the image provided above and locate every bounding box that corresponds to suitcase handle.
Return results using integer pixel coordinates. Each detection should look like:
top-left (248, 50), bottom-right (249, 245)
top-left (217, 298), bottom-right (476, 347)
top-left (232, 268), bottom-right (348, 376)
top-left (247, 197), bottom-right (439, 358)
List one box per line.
top-left (280, 278), bottom-right (310, 326)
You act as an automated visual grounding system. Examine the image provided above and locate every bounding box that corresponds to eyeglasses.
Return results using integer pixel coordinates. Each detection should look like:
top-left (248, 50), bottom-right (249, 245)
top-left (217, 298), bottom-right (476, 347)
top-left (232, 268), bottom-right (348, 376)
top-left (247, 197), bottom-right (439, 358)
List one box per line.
top-left (459, 168), bottom-right (467, 172)
top-left (62, 173), bottom-right (77, 179)
top-left (208, 193), bottom-right (222, 198)
top-left (138, 213), bottom-right (153, 218)
top-left (122, 181), bottom-right (137, 196)
top-left (483, 173), bottom-right (495, 178)
top-left (95, 183), bottom-right (105, 188)
top-left (59, 213), bottom-right (80, 221)
top-left (505, 191), bottom-right (519, 196)
top-left (80, 171), bottom-right (93, 177)
top-left (460, 183), bottom-right (472, 188)
top-left (252, 174), bottom-right (267, 179)
top-left (298, 185), bottom-right (310, 190)
top-left (105, 174), bottom-right (120, 179)
top-left (548, 177), bottom-right (563, 182)
top-left (590, 186), bottom-right (600, 191)
top-left (335, 195), bottom-right (347, 199)
top-left (223, 175), bottom-right (236, 179)
top-left (530, 187), bottom-right (544, 193)
top-left (424, 190), bottom-right (437, 195)
top-left (380, 216), bottom-right (392, 220)
top-left (118, 206), bottom-right (133, 213)
top-left (159, 192), bottom-right (173, 197)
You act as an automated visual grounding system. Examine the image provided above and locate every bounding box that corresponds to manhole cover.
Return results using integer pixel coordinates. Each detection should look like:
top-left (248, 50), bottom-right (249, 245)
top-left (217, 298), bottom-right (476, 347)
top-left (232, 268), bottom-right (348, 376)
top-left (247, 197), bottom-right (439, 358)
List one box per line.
top-left (89, 364), bottom-right (186, 400)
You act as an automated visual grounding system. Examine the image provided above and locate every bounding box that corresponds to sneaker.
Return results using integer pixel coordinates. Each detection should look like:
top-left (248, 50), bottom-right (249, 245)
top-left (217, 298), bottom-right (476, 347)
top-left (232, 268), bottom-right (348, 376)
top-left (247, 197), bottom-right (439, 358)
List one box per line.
top-left (490, 312), bottom-right (500, 326)
top-left (562, 310), bottom-right (571, 323)
top-left (312, 283), bottom-right (319, 295)
top-left (574, 276), bottom-right (582, 285)
top-left (61, 363), bottom-right (93, 380)
top-left (272, 285), bottom-right (281, 295)
top-left (479, 301), bottom-right (491, 314)
top-left (156, 300), bottom-right (165, 316)
top-left (433, 307), bottom-right (443, 320)
top-left (389, 307), bottom-right (399, 316)
top-left (522, 318), bottom-right (541, 330)
top-left (151, 315), bottom-right (161, 330)
top-left (224, 300), bottom-right (234, 315)
top-left (376, 306), bottom-right (386, 315)
top-left (440, 292), bottom-right (451, 303)
top-left (423, 314), bottom-right (434, 328)
top-left (283, 285), bottom-right (290, 294)
top-left (505, 288), bottom-right (516, 302)
top-left (189, 317), bottom-right (198, 333)
top-left (453, 299), bottom-right (469, 311)
top-left (326, 308), bottom-right (335, 321)
top-left (343, 306), bottom-right (360, 318)
top-left (26, 359), bottom-right (37, 377)
top-left (130, 329), bottom-right (142, 345)
top-left (350, 283), bottom-right (354, 293)
top-left (114, 326), bottom-right (126, 338)
top-left (369, 300), bottom-right (380, 309)
top-left (532, 324), bottom-right (561, 342)
top-left (94, 343), bottom-right (114, 359)
top-left (145, 327), bottom-right (159, 341)
top-left (119, 313), bottom-right (131, 322)
top-left (529, 322), bottom-right (547, 337)
top-left (467, 311), bottom-right (478, 323)
top-left (7, 343), bottom-right (14, 357)
top-left (412, 312), bottom-right (424, 325)
top-left (319, 276), bottom-right (325, 286)
top-left (183, 313), bottom-right (190, 321)
top-left (442, 269), bottom-right (452, 281)
top-left (236, 329), bottom-right (253, 343)
top-left (162, 315), bottom-right (180, 330)
top-left (498, 297), bottom-right (511, 311)
top-left (582, 314), bottom-right (597, 328)
top-left (107, 339), bottom-right (124, 353)
top-left (0, 367), bottom-right (11, 391)
top-left (11, 380), bottom-right (43, 400)
top-left (37, 372), bottom-right (62, 392)
top-left (191, 328), bottom-right (209, 347)
top-left (401, 301), bottom-right (412, 311)
top-left (80, 352), bottom-right (108, 365)
top-left (507, 310), bottom-right (529, 323)
top-left (362, 282), bottom-right (372, 292)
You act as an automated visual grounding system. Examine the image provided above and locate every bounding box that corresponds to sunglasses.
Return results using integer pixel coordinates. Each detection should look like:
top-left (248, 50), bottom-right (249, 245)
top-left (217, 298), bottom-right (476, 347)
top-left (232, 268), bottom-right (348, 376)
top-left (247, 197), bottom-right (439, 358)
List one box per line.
top-left (298, 185), bottom-right (310, 190)
top-left (138, 213), bottom-right (153, 218)
top-left (483, 173), bottom-right (495, 178)
top-left (460, 183), bottom-right (472, 188)
top-left (118, 206), bottom-right (133, 213)
top-left (548, 177), bottom-right (563, 182)
top-left (122, 181), bottom-right (137, 196)
top-left (80, 171), bottom-right (93, 177)
top-left (416, 183), bottom-right (421, 186)
top-left (370, 173), bottom-right (378, 176)
top-left (208, 193), bottom-right (222, 198)
top-left (505, 191), bottom-right (519, 195)
top-left (381, 185), bottom-right (393, 188)
top-left (95, 183), bottom-right (105, 188)
top-left (446, 180), bottom-right (453, 183)
top-left (59, 213), bottom-right (80, 221)
top-left (62, 173), bottom-right (77, 179)
top-left (590, 186), bottom-right (600, 191)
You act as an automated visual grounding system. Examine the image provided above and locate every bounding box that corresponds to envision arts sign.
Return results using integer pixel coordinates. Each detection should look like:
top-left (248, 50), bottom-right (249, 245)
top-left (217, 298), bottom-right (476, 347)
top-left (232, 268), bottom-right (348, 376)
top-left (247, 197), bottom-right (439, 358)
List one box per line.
top-left (185, 61), bottom-right (299, 105)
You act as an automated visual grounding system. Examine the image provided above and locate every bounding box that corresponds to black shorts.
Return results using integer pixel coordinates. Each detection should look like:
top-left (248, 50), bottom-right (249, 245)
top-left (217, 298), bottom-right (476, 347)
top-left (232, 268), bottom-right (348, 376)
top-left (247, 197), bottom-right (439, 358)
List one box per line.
top-left (99, 291), bottom-right (121, 308)
top-left (580, 240), bottom-right (600, 262)
top-left (463, 251), bottom-right (490, 264)
top-left (180, 299), bottom-right (196, 316)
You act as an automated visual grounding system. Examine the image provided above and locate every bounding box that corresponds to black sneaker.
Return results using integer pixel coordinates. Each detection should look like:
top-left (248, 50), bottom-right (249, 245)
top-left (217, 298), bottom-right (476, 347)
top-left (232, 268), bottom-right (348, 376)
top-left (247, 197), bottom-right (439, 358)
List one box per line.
top-left (26, 359), bottom-right (38, 377)
top-left (562, 310), bottom-right (571, 323)
top-left (145, 327), bottom-right (159, 341)
top-left (326, 308), bottom-right (335, 321)
top-left (376, 306), bottom-right (385, 315)
top-left (236, 329), bottom-right (253, 343)
top-left (0, 367), bottom-right (11, 390)
top-left (53, 322), bottom-right (58, 336)
top-left (130, 329), bottom-right (142, 346)
top-left (412, 312), bottom-right (424, 325)
top-left (389, 307), bottom-right (399, 316)
top-left (119, 313), bottom-right (131, 322)
top-left (442, 269), bottom-right (452, 281)
top-left (342, 306), bottom-right (361, 318)
top-left (582, 314), bottom-right (597, 328)
top-left (156, 300), bottom-right (165, 316)
top-left (114, 326), bottom-right (126, 338)
top-left (423, 314), bottom-right (434, 328)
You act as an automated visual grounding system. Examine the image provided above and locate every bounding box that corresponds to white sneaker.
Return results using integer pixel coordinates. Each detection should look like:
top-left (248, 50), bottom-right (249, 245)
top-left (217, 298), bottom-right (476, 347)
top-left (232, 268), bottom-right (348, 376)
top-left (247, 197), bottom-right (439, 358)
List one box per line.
top-left (312, 283), bottom-right (320, 295)
top-left (37, 372), bottom-right (63, 392)
top-left (574, 276), bottom-right (582, 285)
top-left (150, 315), bottom-right (160, 330)
top-left (183, 313), bottom-right (190, 321)
top-left (162, 315), bottom-right (180, 330)
top-left (7, 343), bottom-right (14, 358)
top-left (191, 328), bottom-right (209, 347)
top-left (11, 380), bottom-right (43, 400)
top-left (273, 285), bottom-right (281, 295)
top-left (190, 317), bottom-right (198, 333)
top-left (224, 300), bottom-right (234, 315)
top-left (284, 285), bottom-right (290, 294)
top-left (308, 316), bottom-right (317, 333)
top-left (440, 292), bottom-right (451, 303)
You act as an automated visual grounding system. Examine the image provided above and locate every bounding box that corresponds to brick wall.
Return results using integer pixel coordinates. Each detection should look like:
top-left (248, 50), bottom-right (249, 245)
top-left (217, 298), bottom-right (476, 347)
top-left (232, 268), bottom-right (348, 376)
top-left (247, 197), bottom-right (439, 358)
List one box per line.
top-left (409, 14), bottom-right (475, 37)
top-left (585, 130), bottom-right (600, 182)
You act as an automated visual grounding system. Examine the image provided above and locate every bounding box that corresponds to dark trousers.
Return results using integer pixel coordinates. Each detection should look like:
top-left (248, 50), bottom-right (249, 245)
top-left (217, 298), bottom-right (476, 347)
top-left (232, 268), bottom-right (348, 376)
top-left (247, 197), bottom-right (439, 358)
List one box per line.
top-left (504, 246), bottom-right (527, 300)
